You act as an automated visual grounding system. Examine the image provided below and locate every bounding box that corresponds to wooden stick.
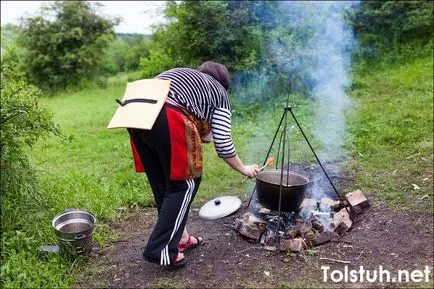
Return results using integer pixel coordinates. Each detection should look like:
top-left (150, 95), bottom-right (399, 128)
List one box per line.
top-left (319, 257), bottom-right (351, 264)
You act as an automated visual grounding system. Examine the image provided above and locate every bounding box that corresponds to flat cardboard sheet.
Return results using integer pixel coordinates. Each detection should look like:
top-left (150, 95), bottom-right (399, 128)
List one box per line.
top-left (107, 79), bottom-right (170, 130)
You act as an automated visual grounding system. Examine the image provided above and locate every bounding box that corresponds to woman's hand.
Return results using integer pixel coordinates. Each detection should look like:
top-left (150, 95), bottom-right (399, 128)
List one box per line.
top-left (243, 164), bottom-right (260, 178)
top-left (223, 155), bottom-right (260, 178)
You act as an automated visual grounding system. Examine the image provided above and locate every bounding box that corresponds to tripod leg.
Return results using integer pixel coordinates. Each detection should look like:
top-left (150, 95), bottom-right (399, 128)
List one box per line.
top-left (287, 108), bottom-right (354, 219)
top-left (247, 110), bottom-right (287, 208)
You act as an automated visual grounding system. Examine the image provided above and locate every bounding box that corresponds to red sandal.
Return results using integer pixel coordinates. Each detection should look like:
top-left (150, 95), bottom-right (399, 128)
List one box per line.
top-left (167, 252), bottom-right (187, 270)
top-left (177, 235), bottom-right (203, 253)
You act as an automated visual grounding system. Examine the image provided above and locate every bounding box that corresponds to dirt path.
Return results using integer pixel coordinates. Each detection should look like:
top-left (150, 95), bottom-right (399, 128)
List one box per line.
top-left (75, 202), bottom-right (433, 288)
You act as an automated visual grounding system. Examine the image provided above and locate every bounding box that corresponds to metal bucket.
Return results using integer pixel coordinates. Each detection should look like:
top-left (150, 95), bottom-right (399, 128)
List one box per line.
top-left (256, 169), bottom-right (309, 212)
top-left (52, 209), bottom-right (96, 255)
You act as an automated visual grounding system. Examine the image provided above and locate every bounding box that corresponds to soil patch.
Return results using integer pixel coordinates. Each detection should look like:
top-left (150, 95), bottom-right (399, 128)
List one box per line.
top-left (75, 203), bottom-right (433, 288)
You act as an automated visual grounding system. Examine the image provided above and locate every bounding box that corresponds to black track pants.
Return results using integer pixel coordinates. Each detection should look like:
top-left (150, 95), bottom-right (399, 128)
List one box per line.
top-left (129, 108), bottom-right (201, 265)
top-left (143, 178), bottom-right (200, 265)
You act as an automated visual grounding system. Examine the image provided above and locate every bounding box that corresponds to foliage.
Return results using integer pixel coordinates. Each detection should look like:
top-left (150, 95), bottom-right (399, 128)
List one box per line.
top-left (2, 1), bottom-right (433, 286)
top-left (1, 24), bottom-right (20, 48)
top-left (101, 37), bottom-right (130, 75)
top-left (0, 61), bottom-right (61, 172)
top-left (141, 1), bottom-right (271, 77)
top-left (348, 1), bottom-right (433, 60)
top-left (349, 0), bottom-right (433, 45)
top-left (18, 1), bottom-right (119, 91)
top-left (0, 60), bottom-right (66, 287)
top-left (1, 25), bottom-right (27, 73)
top-left (141, 1), bottom-right (433, 96)
top-left (141, 1), bottom-right (358, 98)
top-left (102, 33), bottom-right (151, 75)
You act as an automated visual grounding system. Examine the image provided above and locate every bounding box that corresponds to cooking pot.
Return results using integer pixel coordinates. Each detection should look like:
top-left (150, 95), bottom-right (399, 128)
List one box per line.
top-left (256, 169), bottom-right (309, 212)
top-left (52, 209), bottom-right (96, 254)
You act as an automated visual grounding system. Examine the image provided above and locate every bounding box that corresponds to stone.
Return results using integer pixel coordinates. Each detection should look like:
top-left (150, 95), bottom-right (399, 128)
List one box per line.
top-left (295, 217), bottom-right (305, 225)
top-left (311, 219), bottom-right (325, 233)
top-left (279, 238), bottom-right (304, 252)
top-left (299, 198), bottom-right (318, 211)
top-left (234, 219), bottom-right (265, 240)
top-left (258, 207), bottom-right (272, 215)
top-left (319, 197), bottom-right (342, 212)
top-left (295, 221), bottom-right (315, 238)
top-left (346, 190), bottom-right (370, 215)
top-left (246, 212), bottom-right (268, 224)
top-left (39, 244), bottom-right (60, 254)
top-left (263, 245), bottom-right (277, 251)
top-left (313, 231), bottom-right (339, 245)
top-left (286, 229), bottom-right (297, 239)
top-left (304, 230), bottom-right (318, 247)
top-left (234, 213), bottom-right (266, 240)
top-left (331, 208), bottom-right (353, 235)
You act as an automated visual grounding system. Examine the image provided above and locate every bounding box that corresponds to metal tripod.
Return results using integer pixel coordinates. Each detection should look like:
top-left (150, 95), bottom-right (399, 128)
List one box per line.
top-left (247, 105), bottom-right (353, 223)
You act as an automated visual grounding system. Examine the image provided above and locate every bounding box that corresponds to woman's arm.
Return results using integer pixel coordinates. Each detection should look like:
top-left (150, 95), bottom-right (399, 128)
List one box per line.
top-left (211, 108), bottom-right (236, 158)
top-left (223, 155), bottom-right (259, 178)
top-left (210, 108), bottom-right (259, 178)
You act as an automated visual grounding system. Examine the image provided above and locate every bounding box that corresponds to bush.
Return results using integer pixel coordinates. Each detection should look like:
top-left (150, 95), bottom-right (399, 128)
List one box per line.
top-left (0, 58), bottom-right (67, 288)
top-left (18, 1), bottom-right (119, 91)
top-left (0, 59), bottom-right (61, 228)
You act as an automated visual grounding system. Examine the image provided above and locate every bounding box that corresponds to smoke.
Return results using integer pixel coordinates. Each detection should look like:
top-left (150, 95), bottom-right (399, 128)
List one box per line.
top-left (281, 1), bottom-right (356, 200)
top-left (270, 1), bottom-right (356, 159)
top-left (235, 2), bottom-right (357, 203)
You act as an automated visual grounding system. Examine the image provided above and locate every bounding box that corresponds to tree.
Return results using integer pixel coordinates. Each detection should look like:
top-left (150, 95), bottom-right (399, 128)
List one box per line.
top-left (18, 1), bottom-right (119, 91)
top-left (1, 24), bottom-right (20, 48)
top-left (141, 1), bottom-right (271, 77)
top-left (348, 1), bottom-right (433, 50)
top-left (102, 34), bottom-right (151, 75)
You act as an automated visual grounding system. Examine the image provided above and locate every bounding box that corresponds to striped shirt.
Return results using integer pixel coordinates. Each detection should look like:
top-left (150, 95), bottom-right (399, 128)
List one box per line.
top-left (156, 68), bottom-right (236, 159)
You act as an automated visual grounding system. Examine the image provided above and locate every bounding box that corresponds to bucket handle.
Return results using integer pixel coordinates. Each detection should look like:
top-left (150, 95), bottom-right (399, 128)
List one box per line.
top-left (74, 234), bottom-right (86, 240)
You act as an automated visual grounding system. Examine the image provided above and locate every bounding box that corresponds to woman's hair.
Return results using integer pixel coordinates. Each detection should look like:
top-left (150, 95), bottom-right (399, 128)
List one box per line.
top-left (197, 61), bottom-right (230, 90)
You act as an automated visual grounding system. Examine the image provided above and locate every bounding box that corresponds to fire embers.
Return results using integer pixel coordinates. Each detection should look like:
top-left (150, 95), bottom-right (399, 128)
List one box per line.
top-left (234, 190), bottom-right (370, 253)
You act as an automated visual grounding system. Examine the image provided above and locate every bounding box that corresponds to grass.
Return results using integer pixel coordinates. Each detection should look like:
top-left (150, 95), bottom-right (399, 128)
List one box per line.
top-left (1, 53), bottom-right (433, 287)
top-left (347, 56), bottom-right (433, 211)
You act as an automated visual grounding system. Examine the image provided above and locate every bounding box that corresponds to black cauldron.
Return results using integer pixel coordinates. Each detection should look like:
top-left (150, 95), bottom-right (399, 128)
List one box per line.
top-left (256, 169), bottom-right (309, 212)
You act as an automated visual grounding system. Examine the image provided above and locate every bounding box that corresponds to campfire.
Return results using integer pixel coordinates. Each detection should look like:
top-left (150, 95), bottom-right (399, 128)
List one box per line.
top-left (234, 189), bottom-right (370, 252)
top-left (233, 106), bottom-right (370, 252)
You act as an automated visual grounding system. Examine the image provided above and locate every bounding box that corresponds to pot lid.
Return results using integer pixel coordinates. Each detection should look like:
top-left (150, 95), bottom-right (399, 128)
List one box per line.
top-left (198, 196), bottom-right (242, 220)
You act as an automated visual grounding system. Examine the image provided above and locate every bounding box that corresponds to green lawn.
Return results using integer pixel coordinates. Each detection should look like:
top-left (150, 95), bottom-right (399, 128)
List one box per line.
top-left (348, 56), bottom-right (433, 210)
top-left (1, 55), bottom-right (432, 288)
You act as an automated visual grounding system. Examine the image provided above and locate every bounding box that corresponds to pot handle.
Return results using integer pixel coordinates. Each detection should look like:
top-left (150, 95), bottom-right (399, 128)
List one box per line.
top-left (74, 234), bottom-right (86, 240)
